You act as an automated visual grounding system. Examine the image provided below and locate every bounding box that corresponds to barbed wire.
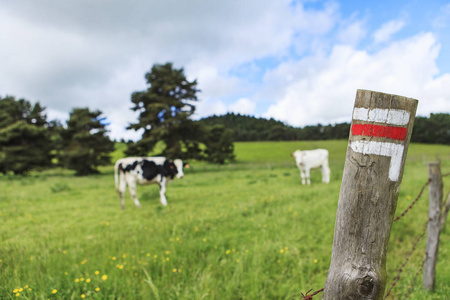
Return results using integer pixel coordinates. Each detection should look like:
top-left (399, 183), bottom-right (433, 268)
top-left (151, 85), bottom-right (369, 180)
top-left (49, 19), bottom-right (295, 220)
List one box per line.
top-left (404, 255), bottom-right (427, 299)
top-left (384, 223), bottom-right (428, 299)
top-left (300, 170), bottom-right (447, 300)
top-left (300, 288), bottom-right (324, 299)
top-left (393, 179), bottom-right (430, 222)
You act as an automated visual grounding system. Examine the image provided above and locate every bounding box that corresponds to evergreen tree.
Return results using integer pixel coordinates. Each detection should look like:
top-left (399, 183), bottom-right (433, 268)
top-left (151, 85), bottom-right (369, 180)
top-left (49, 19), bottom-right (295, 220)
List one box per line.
top-left (0, 96), bottom-right (52, 174)
top-left (203, 125), bottom-right (235, 164)
top-left (411, 113), bottom-right (450, 144)
top-left (60, 108), bottom-right (114, 176)
top-left (126, 63), bottom-right (199, 158)
top-left (126, 62), bottom-right (235, 163)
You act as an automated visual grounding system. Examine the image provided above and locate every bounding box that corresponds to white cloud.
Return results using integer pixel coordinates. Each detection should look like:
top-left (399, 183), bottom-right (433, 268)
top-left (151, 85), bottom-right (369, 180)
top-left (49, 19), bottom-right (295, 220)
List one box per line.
top-left (263, 33), bottom-right (450, 126)
top-left (373, 20), bottom-right (405, 44)
top-left (228, 98), bottom-right (256, 115)
top-left (1, 1), bottom-right (449, 141)
top-left (337, 20), bottom-right (366, 46)
top-left (193, 99), bottom-right (227, 120)
top-left (432, 3), bottom-right (450, 29)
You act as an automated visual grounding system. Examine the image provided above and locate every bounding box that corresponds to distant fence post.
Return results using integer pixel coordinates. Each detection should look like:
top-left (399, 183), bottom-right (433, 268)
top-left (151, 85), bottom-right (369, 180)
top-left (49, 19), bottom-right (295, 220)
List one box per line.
top-left (323, 90), bottom-right (418, 300)
top-left (423, 162), bottom-right (443, 290)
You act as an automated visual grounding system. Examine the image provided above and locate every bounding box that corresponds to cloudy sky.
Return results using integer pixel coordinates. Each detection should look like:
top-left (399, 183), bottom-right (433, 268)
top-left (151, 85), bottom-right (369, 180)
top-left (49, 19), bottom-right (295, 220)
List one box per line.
top-left (1, 0), bottom-right (450, 140)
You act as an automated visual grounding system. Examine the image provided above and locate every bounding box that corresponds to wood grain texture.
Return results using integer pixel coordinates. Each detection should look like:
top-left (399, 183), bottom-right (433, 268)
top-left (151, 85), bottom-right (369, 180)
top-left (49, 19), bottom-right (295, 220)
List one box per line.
top-left (323, 90), bottom-right (418, 300)
top-left (423, 162), bottom-right (443, 290)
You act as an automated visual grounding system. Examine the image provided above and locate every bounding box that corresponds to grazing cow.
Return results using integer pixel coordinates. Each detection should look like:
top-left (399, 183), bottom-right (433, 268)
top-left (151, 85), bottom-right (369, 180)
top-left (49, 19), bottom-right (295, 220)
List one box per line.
top-left (114, 157), bottom-right (186, 208)
top-left (291, 149), bottom-right (330, 185)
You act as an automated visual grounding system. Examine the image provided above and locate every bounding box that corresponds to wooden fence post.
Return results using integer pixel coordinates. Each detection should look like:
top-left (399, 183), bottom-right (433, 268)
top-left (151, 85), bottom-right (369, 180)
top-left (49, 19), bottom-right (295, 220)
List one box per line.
top-left (323, 90), bottom-right (418, 300)
top-left (423, 162), bottom-right (443, 290)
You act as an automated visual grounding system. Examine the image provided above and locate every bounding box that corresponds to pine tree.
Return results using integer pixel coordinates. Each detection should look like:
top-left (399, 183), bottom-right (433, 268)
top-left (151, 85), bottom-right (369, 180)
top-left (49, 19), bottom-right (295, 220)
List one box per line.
top-left (126, 62), bottom-right (234, 163)
top-left (203, 125), bottom-right (235, 164)
top-left (0, 96), bottom-right (52, 174)
top-left (60, 108), bottom-right (114, 175)
top-left (126, 63), bottom-right (199, 157)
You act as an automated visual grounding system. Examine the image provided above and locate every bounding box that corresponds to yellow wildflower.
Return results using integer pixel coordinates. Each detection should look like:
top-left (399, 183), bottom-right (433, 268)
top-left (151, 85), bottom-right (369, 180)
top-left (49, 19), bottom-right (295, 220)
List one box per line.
top-left (95, 271), bottom-right (100, 275)
top-left (95, 287), bottom-right (100, 292)
top-left (52, 289), bottom-right (57, 294)
top-left (86, 278), bottom-right (91, 283)
top-left (102, 275), bottom-right (108, 280)
top-left (81, 294), bottom-right (86, 298)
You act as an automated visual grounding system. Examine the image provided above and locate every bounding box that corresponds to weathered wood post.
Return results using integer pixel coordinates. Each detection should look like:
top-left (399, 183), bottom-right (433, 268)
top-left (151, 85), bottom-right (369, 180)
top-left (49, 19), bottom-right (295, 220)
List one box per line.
top-left (323, 90), bottom-right (418, 300)
top-left (423, 162), bottom-right (444, 290)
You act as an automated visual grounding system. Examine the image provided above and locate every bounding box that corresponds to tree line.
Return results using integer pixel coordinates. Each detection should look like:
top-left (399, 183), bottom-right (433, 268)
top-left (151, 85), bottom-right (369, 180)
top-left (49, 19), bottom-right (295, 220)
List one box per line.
top-left (0, 63), bottom-right (235, 176)
top-left (199, 113), bottom-right (450, 144)
top-left (0, 97), bottom-right (114, 175)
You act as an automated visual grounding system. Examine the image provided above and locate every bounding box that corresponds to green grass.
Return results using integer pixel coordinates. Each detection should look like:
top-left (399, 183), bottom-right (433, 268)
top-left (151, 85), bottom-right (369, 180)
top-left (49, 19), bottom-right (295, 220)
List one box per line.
top-left (0, 140), bottom-right (449, 299)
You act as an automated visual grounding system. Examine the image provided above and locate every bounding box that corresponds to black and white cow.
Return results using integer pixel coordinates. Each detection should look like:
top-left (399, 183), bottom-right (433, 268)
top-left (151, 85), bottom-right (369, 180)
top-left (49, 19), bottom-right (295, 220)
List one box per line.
top-left (114, 157), bottom-right (186, 208)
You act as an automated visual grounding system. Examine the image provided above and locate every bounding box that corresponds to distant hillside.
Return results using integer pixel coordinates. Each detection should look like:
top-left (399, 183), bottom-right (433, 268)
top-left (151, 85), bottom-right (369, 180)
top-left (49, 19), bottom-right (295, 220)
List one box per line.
top-left (199, 112), bottom-right (450, 144)
top-left (198, 113), bottom-right (350, 141)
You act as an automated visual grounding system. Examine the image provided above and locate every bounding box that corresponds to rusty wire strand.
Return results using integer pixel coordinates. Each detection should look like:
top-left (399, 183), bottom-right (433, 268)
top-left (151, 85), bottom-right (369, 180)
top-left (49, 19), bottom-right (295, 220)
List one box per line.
top-left (300, 288), bottom-right (324, 299)
top-left (404, 255), bottom-right (427, 299)
top-left (394, 179), bottom-right (431, 222)
top-left (384, 224), bottom-right (428, 300)
top-left (300, 172), bottom-right (447, 300)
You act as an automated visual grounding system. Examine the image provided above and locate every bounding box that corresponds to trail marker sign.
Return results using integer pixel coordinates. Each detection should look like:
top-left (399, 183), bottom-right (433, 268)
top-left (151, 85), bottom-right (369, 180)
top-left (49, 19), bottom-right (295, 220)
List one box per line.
top-left (323, 90), bottom-right (418, 300)
top-left (349, 106), bottom-right (412, 182)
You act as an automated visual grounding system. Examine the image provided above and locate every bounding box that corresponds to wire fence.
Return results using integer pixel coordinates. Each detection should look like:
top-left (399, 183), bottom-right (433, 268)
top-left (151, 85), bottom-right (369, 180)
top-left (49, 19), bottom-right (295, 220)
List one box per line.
top-left (301, 171), bottom-right (449, 299)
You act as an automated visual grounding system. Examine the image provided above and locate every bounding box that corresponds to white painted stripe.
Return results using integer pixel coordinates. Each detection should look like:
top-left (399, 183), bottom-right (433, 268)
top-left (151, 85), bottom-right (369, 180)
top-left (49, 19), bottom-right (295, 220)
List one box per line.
top-left (353, 107), bottom-right (410, 126)
top-left (350, 140), bottom-right (404, 181)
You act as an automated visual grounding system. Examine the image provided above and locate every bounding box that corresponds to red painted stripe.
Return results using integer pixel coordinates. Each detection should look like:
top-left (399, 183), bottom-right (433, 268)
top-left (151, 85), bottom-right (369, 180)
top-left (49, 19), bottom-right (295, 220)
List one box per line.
top-left (351, 124), bottom-right (407, 141)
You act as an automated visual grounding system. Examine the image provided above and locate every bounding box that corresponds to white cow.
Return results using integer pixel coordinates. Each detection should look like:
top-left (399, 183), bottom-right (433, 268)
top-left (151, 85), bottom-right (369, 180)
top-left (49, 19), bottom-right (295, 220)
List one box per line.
top-left (114, 157), bottom-right (186, 208)
top-left (292, 149), bottom-right (330, 185)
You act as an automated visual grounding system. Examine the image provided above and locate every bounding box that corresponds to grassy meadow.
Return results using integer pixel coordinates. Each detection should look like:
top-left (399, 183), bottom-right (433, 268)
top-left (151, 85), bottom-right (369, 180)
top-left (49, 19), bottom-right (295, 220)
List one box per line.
top-left (1, 140), bottom-right (450, 299)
